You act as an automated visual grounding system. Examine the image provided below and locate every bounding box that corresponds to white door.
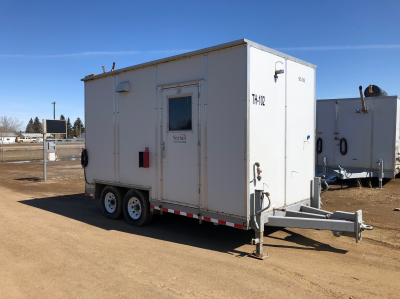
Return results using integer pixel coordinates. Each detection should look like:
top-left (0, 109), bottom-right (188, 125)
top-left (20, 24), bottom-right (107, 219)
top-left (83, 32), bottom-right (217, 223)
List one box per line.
top-left (335, 100), bottom-right (372, 168)
top-left (161, 84), bottom-right (199, 206)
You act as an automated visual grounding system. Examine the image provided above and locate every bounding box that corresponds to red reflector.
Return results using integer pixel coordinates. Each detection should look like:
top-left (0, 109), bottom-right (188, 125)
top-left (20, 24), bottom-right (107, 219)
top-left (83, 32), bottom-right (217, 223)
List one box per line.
top-left (203, 216), bottom-right (211, 222)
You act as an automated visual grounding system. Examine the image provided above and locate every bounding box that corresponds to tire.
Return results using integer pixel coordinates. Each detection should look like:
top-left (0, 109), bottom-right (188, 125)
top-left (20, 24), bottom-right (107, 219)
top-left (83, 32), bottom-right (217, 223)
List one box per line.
top-left (123, 189), bottom-right (152, 226)
top-left (100, 186), bottom-right (123, 220)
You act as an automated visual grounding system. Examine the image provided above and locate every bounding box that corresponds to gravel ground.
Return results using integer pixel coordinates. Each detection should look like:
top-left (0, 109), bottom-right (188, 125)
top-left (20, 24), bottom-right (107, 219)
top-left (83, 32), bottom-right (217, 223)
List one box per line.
top-left (0, 164), bottom-right (399, 298)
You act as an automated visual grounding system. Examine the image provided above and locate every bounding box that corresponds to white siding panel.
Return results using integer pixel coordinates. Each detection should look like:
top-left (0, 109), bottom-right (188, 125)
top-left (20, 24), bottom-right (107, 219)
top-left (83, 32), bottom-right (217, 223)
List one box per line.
top-left (316, 100), bottom-right (336, 168)
top-left (248, 47), bottom-right (286, 211)
top-left (85, 76), bottom-right (115, 182)
top-left (206, 45), bottom-right (246, 217)
top-left (285, 60), bottom-right (315, 205)
top-left (157, 55), bottom-right (204, 86)
top-left (118, 67), bottom-right (156, 193)
top-left (371, 97), bottom-right (397, 171)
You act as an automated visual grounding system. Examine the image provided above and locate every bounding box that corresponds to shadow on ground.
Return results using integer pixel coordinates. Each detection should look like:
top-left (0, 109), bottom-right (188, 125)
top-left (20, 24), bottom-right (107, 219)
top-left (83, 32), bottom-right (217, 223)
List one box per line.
top-left (15, 177), bottom-right (41, 182)
top-left (19, 194), bottom-right (347, 256)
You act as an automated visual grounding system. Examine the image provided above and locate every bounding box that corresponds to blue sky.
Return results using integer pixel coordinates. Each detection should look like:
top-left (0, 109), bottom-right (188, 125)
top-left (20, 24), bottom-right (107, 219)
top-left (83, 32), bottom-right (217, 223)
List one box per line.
top-left (1, 0), bottom-right (399, 129)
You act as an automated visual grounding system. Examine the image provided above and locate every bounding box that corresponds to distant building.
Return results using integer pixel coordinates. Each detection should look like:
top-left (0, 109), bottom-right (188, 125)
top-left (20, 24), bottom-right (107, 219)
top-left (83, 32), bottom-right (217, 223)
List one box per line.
top-left (19, 133), bottom-right (52, 139)
top-left (17, 133), bottom-right (53, 142)
top-left (0, 132), bottom-right (17, 144)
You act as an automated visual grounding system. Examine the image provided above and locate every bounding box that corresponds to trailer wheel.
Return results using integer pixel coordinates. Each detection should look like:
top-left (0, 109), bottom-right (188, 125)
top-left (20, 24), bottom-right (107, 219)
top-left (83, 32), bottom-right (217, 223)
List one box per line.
top-left (100, 186), bottom-right (123, 219)
top-left (123, 189), bottom-right (152, 226)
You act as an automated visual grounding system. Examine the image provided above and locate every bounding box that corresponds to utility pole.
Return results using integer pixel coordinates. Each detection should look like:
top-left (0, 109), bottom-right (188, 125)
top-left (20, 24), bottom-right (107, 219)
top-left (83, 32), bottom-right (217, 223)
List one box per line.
top-left (52, 102), bottom-right (56, 119)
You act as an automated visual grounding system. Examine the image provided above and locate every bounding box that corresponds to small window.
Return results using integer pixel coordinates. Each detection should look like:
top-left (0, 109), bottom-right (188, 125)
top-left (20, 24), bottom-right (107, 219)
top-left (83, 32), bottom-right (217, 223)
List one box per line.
top-left (169, 96), bottom-right (192, 131)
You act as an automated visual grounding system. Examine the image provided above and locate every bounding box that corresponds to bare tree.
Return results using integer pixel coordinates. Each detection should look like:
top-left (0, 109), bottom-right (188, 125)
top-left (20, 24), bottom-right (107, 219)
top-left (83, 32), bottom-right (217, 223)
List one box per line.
top-left (0, 116), bottom-right (23, 133)
top-left (0, 116), bottom-right (23, 147)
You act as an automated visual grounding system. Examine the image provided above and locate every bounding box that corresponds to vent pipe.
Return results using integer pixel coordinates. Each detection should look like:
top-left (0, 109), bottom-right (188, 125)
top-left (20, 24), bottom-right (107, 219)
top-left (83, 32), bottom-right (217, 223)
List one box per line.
top-left (359, 85), bottom-right (368, 112)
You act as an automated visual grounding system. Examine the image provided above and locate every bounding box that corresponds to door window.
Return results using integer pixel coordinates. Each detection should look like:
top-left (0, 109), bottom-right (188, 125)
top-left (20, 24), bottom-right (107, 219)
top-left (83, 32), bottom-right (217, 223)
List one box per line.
top-left (169, 96), bottom-right (192, 131)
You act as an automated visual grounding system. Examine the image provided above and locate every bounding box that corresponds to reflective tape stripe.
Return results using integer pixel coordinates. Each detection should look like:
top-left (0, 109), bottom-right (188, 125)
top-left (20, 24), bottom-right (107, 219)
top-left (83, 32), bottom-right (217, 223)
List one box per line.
top-left (149, 205), bottom-right (243, 229)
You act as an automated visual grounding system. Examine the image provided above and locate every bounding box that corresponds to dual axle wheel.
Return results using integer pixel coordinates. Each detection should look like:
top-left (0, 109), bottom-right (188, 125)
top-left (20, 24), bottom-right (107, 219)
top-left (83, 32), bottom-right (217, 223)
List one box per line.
top-left (100, 186), bottom-right (152, 226)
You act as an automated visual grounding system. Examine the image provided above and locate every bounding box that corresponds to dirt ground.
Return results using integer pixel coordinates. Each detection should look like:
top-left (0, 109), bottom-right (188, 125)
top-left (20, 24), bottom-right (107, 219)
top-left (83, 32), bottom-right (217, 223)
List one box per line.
top-left (0, 164), bottom-right (399, 298)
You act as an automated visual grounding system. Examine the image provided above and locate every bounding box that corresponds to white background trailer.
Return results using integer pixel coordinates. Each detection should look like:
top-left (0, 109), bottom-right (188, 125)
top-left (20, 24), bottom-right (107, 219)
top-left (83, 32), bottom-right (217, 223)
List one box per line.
top-left (83, 39), bottom-right (371, 258)
top-left (316, 96), bottom-right (400, 186)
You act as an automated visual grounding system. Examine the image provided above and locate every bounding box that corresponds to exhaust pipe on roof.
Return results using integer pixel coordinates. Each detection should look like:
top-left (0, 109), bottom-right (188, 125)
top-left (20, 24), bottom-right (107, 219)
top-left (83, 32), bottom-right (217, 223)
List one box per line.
top-left (111, 62), bottom-right (115, 71)
top-left (359, 85), bottom-right (368, 112)
top-left (364, 85), bottom-right (388, 97)
top-left (102, 66), bottom-right (106, 73)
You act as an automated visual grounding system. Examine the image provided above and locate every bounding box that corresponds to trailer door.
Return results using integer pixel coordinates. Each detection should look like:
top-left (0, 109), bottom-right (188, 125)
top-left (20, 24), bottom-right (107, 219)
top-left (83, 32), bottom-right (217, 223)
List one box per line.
top-left (335, 100), bottom-right (372, 168)
top-left (161, 85), bottom-right (199, 207)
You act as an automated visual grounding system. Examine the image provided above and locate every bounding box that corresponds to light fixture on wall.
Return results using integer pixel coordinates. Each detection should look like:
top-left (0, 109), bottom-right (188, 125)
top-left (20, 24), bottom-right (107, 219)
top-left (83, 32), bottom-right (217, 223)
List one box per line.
top-left (274, 61), bottom-right (284, 79)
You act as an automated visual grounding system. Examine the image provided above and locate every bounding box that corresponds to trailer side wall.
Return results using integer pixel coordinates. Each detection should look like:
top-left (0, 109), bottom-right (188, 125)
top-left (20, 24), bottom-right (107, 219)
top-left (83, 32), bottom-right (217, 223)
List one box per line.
top-left (85, 45), bottom-right (247, 217)
top-left (249, 48), bottom-right (315, 211)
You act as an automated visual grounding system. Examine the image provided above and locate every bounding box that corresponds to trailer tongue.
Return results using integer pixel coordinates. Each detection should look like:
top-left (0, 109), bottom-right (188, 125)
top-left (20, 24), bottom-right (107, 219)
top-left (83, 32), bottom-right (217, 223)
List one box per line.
top-left (249, 180), bottom-right (373, 259)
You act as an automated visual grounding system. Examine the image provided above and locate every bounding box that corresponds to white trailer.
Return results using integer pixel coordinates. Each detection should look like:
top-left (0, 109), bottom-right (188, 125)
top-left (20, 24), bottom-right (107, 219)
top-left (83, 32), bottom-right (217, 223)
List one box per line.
top-left (82, 39), bottom-right (371, 258)
top-left (316, 85), bottom-right (400, 188)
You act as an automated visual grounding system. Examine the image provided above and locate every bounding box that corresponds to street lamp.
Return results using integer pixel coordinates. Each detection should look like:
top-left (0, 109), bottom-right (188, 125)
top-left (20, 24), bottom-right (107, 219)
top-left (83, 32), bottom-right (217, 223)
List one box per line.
top-left (52, 102), bottom-right (56, 119)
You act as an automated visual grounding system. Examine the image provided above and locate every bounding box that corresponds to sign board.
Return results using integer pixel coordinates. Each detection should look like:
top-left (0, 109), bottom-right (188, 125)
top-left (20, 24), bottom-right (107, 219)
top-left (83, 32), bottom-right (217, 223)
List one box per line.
top-left (42, 119), bottom-right (67, 134)
top-left (47, 153), bottom-right (57, 161)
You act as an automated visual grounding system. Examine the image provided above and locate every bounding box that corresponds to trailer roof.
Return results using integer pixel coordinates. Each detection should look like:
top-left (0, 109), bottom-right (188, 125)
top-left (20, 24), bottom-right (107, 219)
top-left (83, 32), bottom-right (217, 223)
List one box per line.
top-left (81, 38), bottom-right (317, 82)
top-left (318, 95), bottom-right (399, 102)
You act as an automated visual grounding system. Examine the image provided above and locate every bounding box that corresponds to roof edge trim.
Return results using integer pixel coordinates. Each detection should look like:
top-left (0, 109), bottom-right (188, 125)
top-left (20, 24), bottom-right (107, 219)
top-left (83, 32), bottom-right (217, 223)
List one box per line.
top-left (82, 38), bottom-right (317, 81)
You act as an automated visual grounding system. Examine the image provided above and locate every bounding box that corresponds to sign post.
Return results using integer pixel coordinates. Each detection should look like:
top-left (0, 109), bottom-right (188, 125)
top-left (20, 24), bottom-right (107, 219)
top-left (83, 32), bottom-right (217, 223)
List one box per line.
top-left (42, 119), bottom-right (67, 181)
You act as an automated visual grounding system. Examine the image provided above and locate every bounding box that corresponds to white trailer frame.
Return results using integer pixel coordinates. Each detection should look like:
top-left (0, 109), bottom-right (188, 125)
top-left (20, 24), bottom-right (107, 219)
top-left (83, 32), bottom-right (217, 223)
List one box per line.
top-left (82, 39), bottom-right (371, 258)
top-left (316, 96), bottom-right (400, 188)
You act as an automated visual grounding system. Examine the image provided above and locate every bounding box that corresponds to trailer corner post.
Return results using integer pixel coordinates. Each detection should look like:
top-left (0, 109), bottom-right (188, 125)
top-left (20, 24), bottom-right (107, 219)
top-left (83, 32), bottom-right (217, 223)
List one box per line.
top-left (249, 190), bottom-right (268, 260)
top-left (43, 133), bottom-right (47, 182)
top-left (312, 177), bottom-right (321, 209)
top-left (378, 159), bottom-right (384, 189)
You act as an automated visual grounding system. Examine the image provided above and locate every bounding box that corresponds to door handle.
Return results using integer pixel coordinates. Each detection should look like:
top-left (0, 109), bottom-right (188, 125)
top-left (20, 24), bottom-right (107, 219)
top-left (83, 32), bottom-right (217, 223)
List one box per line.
top-left (161, 142), bottom-right (165, 158)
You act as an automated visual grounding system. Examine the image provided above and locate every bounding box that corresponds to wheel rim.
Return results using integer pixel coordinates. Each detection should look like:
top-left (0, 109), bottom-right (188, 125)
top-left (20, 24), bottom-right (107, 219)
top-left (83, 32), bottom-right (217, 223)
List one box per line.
top-left (105, 192), bottom-right (117, 213)
top-left (127, 197), bottom-right (142, 220)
